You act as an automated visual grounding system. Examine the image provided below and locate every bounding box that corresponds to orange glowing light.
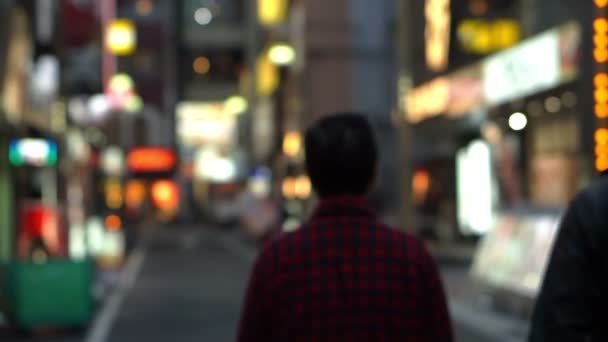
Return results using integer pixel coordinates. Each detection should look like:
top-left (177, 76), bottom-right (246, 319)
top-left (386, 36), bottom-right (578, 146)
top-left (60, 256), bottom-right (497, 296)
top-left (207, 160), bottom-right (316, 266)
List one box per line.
top-left (597, 157), bottom-right (608, 172)
top-left (125, 180), bottom-right (146, 208)
top-left (595, 89), bottom-right (608, 104)
top-left (193, 56), bottom-right (211, 74)
top-left (595, 104), bottom-right (608, 118)
top-left (596, 128), bottom-right (608, 144)
top-left (595, 18), bottom-right (608, 32)
top-left (105, 215), bottom-right (122, 231)
top-left (128, 148), bottom-right (177, 173)
top-left (595, 34), bottom-right (608, 48)
top-left (151, 180), bottom-right (179, 210)
top-left (282, 177), bottom-right (296, 199)
top-left (595, 0), bottom-right (608, 9)
top-left (594, 49), bottom-right (608, 63)
top-left (136, 0), bottom-right (153, 16)
top-left (595, 144), bottom-right (608, 155)
top-left (412, 170), bottom-right (431, 203)
top-left (294, 175), bottom-right (312, 199)
top-left (595, 128), bottom-right (608, 172)
top-left (283, 131), bottom-right (302, 158)
top-left (595, 73), bottom-right (608, 88)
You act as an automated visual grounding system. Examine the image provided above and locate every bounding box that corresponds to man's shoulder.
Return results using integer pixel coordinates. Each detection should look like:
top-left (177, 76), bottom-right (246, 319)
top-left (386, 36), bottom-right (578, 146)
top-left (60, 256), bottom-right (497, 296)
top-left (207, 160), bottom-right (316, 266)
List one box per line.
top-left (256, 227), bottom-right (306, 256)
top-left (565, 177), bottom-right (608, 229)
top-left (567, 177), bottom-right (608, 217)
top-left (581, 176), bottom-right (608, 200)
top-left (374, 222), bottom-right (426, 246)
top-left (260, 221), bottom-right (428, 254)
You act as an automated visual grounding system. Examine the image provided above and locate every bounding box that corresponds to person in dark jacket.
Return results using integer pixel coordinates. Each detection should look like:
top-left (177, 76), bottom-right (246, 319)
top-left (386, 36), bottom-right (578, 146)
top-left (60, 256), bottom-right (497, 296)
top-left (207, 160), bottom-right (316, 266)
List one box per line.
top-left (237, 112), bottom-right (453, 342)
top-left (530, 177), bottom-right (608, 341)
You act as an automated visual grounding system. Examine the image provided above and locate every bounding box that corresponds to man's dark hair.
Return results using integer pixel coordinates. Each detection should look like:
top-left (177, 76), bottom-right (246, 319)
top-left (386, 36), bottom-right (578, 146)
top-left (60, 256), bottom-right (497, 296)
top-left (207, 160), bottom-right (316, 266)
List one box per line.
top-left (305, 112), bottom-right (378, 198)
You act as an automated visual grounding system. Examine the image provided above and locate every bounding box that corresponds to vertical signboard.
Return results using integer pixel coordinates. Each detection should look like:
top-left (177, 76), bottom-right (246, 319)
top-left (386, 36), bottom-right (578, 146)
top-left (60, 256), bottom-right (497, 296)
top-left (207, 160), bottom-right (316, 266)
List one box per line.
top-left (594, 1), bottom-right (608, 172)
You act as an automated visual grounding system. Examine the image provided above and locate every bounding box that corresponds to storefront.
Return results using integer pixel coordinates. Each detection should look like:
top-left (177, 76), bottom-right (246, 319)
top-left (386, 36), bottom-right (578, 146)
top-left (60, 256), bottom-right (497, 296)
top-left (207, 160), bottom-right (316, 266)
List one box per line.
top-left (0, 2), bottom-right (32, 262)
top-left (405, 21), bottom-right (583, 237)
top-left (401, 10), bottom-right (598, 312)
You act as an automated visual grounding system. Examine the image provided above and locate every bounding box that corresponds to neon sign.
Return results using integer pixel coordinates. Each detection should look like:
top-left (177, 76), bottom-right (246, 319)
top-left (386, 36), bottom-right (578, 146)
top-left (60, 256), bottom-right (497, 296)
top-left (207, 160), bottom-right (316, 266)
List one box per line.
top-left (425, 0), bottom-right (451, 72)
top-left (594, 2), bottom-right (608, 172)
top-left (9, 138), bottom-right (58, 167)
top-left (127, 147), bottom-right (177, 174)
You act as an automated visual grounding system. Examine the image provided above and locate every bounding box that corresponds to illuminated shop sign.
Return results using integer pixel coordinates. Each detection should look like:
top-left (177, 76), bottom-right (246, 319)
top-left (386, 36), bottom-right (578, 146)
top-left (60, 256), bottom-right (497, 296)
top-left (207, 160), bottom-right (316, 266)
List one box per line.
top-left (258, 0), bottom-right (288, 27)
top-left (176, 102), bottom-right (237, 147)
top-left (151, 180), bottom-right (180, 210)
top-left (405, 68), bottom-right (483, 124)
top-left (105, 19), bottom-right (136, 56)
top-left (595, 1), bottom-right (608, 172)
top-left (457, 19), bottom-right (520, 54)
top-left (456, 140), bottom-right (494, 235)
top-left (9, 138), bottom-right (58, 167)
top-left (425, 0), bottom-right (451, 72)
top-left (483, 30), bottom-right (560, 106)
top-left (405, 21), bottom-right (581, 124)
top-left (127, 147), bottom-right (177, 174)
top-left (194, 147), bottom-right (238, 183)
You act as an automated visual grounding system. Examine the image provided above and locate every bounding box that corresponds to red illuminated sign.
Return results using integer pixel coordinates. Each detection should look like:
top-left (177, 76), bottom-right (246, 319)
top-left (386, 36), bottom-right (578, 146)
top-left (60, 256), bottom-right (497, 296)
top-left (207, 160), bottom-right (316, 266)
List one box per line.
top-left (127, 148), bottom-right (177, 173)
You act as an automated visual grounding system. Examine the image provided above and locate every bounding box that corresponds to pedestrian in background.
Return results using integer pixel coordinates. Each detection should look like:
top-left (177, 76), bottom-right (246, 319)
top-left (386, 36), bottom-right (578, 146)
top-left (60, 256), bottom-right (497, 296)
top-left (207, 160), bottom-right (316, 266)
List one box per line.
top-left (530, 177), bottom-right (608, 341)
top-left (237, 112), bottom-right (453, 341)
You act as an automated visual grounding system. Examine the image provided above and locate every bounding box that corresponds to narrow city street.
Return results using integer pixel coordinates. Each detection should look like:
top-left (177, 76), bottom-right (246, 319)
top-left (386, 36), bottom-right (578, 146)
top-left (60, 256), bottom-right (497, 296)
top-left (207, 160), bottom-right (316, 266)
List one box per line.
top-left (101, 226), bottom-right (251, 342)
top-left (1, 224), bottom-right (531, 342)
top-left (94, 225), bottom-right (527, 342)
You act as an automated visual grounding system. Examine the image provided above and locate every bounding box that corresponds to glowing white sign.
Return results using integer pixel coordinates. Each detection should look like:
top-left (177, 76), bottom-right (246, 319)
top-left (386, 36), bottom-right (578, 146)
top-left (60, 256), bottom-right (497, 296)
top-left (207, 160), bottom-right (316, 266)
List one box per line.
top-left (483, 30), bottom-right (560, 106)
top-left (457, 140), bottom-right (495, 235)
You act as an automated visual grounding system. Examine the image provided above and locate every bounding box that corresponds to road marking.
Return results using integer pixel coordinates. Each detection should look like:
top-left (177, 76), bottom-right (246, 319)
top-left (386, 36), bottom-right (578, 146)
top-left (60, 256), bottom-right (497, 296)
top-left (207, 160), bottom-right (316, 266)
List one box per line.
top-left (85, 247), bottom-right (146, 342)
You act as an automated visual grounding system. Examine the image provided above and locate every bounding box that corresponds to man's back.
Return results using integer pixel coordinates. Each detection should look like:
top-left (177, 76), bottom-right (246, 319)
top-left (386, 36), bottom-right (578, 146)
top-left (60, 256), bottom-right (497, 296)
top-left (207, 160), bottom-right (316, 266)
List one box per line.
top-left (530, 177), bottom-right (608, 341)
top-left (238, 197), bottom-right (453, 341)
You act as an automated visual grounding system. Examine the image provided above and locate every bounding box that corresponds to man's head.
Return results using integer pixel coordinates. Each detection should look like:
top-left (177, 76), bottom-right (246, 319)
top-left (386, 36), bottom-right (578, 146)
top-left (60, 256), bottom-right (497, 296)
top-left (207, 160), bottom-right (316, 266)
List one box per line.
top-left (305, 112), bottom-right (378, 198)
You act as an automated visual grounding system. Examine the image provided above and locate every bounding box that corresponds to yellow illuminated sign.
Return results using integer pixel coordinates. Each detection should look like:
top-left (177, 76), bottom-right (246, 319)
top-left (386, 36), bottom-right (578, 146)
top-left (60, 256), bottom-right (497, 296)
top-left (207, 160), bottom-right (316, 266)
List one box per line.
top-left (258, 0), bottom-right (288, 27)
top-left (405, 77), bottom-right (450, 123)
top-left (425, 0), bottom-right (451, 72)
top-left (457, 19), bottom-right (520, 54)
top-left (105, 178), bottom-right (123, 209)
top-left (105, 19), bottom-right (136, 56)
top-left (283, 131), bottom-right (302, 158)
top-left (257, 54), bottom-right (279, 96)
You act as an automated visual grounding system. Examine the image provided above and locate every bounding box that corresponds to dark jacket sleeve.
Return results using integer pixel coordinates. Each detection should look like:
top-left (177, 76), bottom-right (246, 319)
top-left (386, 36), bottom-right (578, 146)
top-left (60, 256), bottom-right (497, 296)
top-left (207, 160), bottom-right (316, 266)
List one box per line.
top-left (237, 244), bottom-right (275, 342)
top-left (529, 192), bottom-right (605, 342)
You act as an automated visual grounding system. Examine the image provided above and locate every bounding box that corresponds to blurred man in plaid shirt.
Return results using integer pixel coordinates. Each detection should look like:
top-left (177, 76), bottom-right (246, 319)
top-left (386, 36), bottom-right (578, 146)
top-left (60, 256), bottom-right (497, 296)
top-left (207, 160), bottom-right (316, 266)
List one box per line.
top-left (238, 113), bottom-right (453, 341)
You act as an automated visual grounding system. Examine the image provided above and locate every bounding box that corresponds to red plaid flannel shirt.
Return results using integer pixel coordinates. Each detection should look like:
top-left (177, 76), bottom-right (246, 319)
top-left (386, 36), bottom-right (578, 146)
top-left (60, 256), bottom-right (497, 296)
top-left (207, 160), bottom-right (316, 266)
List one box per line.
top-left (238, 196), bottom-right (454, 341)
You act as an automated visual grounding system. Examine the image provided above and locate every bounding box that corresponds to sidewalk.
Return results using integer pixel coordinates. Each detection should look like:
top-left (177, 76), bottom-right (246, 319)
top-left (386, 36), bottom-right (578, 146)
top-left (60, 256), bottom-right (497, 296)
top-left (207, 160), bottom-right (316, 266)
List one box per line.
top-left (441, 264), bottom-right (530, 342)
